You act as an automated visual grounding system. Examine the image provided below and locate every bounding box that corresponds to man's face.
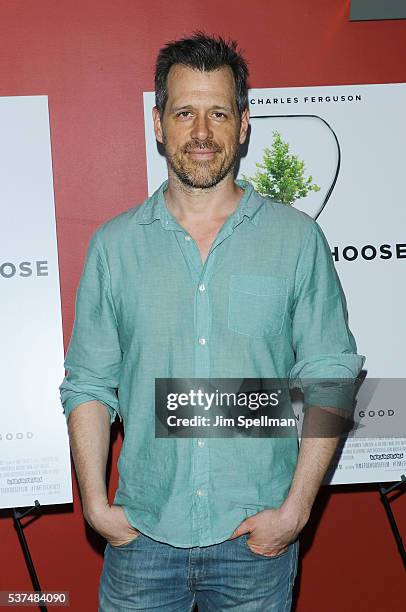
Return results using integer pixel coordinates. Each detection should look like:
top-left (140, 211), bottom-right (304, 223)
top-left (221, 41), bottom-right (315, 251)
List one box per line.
top-left (153, 64), bottom-right (249, 189)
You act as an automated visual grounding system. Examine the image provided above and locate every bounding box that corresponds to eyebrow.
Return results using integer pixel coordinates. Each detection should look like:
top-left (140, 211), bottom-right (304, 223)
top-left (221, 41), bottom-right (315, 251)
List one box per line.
top-left (171, 105), bottom-right (234, 113)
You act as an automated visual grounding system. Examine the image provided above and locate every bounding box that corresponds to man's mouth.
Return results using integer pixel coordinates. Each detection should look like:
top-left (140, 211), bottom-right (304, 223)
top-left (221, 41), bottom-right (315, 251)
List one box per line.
top-left (187, 149), bottom-right (217, 160)
top-left (183, 141), bottom-right (221, 158)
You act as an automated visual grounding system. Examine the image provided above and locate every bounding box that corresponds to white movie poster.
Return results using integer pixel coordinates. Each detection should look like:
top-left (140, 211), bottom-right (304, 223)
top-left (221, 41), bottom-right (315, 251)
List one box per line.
top-left (143, 84), bottom-right (406, 485)
top-left (0, 96), bottom-right (72, 508)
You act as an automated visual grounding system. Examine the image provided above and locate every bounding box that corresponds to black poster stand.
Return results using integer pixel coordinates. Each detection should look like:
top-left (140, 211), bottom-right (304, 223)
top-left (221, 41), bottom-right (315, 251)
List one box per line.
top-left (12, 500), bottom-right (47, 612)
top-left (378, 475), bottom-right (406, 569)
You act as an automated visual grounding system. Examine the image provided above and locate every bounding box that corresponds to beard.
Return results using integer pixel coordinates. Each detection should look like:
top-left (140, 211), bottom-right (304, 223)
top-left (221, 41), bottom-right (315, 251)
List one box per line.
top-left (163, 135), bottom-right (239, 189)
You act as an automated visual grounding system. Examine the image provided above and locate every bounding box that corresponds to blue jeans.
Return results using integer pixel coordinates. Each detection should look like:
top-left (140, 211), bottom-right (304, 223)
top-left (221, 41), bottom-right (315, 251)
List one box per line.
top-left (99, 532), bottom-right (299, 611)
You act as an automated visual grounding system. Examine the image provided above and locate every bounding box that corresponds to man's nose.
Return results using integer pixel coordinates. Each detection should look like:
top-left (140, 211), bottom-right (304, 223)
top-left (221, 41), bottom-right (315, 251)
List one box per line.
top-left (190, 114), bottom-right (213, 141)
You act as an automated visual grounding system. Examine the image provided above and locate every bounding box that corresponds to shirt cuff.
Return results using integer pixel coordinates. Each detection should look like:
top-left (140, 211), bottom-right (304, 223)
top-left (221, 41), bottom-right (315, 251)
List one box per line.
top-left (289, 352), bottom-right (366, 411)
top-left (62, 393), bottom-right (119, 425)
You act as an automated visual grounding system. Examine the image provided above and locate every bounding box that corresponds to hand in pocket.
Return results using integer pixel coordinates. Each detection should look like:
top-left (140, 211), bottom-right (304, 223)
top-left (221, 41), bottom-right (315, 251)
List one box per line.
top-left (88, 504), bottom-right (141, 547)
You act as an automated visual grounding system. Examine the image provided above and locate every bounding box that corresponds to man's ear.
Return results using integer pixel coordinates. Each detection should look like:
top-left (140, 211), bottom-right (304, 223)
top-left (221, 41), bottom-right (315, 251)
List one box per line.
top-left (239, 108), bottom-right (250, 145)
top-left (152, 106), bottom-right (164, 144)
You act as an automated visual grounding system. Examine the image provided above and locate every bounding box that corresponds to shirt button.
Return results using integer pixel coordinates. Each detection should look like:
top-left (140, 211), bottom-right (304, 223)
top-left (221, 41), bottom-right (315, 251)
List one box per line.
top-left (197, 439), bottom-right (205, 448)
top-left (198, 337), bottom-right (206, 345)
top-left (196, 489), bottom-right (204, 497)
top-left (198, 283), bottom-right (205, 292)
top-left (184, 235), bottom-right (191, 241)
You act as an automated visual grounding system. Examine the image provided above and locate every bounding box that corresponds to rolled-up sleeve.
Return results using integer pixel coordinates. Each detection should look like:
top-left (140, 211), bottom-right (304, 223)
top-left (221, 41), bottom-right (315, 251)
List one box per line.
top-left (289, 223), bottom-right (365, 408)
top-left (59, 230), bottom-right (122, 424)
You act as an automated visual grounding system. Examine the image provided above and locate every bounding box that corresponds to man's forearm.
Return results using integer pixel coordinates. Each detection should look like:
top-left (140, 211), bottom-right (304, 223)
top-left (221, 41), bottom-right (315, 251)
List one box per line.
top-left (283, 406), bottom-right (342, 523)
top-left (67, 400), bottom-right (111, 525)
top-left (284, 436), bottom-right (339, 522)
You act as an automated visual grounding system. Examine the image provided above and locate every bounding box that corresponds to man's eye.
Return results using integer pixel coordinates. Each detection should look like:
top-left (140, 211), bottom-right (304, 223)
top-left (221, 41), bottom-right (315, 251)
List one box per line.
top-left (213, 112), bottom-right (226, 119)
top-left (176, 111), bottom-right (192, 118)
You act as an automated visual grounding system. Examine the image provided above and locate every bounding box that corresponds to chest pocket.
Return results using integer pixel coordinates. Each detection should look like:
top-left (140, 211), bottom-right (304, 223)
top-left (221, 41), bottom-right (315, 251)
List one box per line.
top-left (228, 275), bottom-right (288, 338)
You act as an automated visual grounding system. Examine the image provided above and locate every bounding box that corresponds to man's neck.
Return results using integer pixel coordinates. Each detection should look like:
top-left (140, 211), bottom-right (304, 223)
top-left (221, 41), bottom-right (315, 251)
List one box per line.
top-left (163, 171), bottom-right (244, 225)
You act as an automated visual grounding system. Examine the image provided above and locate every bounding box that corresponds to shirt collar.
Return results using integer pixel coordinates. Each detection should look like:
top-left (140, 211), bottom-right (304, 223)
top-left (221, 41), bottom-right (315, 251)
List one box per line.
top-left (136, 179), bottom-right (265, 228)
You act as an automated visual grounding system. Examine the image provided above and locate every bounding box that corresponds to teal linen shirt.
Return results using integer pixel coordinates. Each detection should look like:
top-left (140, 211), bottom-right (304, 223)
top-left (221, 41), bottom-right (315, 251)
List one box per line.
top-left (59, 180), bottom-right (365, 547)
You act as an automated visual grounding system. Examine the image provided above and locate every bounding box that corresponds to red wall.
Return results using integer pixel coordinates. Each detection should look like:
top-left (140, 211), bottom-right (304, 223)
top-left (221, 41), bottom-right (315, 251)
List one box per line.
top-left (1, 1), bottom-right (405, 610)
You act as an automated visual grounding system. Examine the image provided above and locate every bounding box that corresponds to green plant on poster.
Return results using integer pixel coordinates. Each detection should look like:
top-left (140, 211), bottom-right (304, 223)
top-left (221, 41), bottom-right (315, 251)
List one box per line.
top-left (244, 131), bottom-right (320, 206)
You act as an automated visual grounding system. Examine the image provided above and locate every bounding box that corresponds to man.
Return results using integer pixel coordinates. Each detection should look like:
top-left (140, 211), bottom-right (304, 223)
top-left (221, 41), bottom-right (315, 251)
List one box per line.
top-left (60, 33), bottom-right (364, 611)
